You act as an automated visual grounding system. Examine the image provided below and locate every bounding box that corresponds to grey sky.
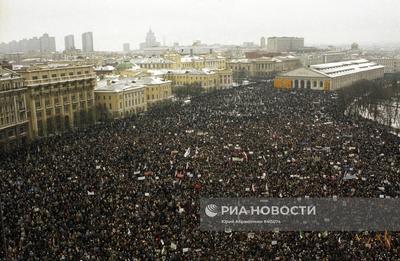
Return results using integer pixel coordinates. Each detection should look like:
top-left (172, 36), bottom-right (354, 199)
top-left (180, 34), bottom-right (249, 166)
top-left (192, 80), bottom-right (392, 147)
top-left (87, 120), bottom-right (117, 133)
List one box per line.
top-left (1, 0), bottom-right (399, 51)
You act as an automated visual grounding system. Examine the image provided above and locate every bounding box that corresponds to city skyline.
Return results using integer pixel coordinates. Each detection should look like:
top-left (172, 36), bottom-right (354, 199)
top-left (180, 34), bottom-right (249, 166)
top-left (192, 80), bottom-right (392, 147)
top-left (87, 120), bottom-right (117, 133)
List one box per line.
top-left (1, 0), bottom-right (400, 51)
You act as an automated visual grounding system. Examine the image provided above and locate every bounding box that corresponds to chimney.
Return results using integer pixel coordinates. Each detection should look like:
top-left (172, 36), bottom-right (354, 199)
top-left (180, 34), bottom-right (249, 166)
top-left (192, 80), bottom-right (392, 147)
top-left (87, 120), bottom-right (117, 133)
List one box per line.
top-left (107, 79), bottom-right (111, 86)
top-left (190, 49), bottom-right (193, 57)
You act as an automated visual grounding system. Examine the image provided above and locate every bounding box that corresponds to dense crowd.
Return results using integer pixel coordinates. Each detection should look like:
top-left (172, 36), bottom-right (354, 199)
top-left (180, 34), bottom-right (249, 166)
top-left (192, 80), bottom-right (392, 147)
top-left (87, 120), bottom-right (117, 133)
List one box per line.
top-left (1, 84), bottom-right (400, 260)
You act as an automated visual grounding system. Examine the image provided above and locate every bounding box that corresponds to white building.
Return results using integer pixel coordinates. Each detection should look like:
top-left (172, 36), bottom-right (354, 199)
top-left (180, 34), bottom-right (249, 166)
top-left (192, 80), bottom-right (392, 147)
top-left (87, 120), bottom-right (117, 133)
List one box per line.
top-left (274, 59), bottom-right (384, 91)
top-left (370, 58), bottom-right (400, 74)
top-left (267, 37), bottom-right (304, 52)
top-left (82, 32), bottom-right (94, 53)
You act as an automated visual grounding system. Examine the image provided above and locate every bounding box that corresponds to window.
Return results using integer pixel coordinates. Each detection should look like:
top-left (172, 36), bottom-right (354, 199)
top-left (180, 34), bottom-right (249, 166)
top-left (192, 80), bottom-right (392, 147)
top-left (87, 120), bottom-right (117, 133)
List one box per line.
top-left (42, 75), bottom-right (48, 79)
top-left (52, 74), bottom-right (57, 78)
top-left (32, 76), bottom-right (38, 80)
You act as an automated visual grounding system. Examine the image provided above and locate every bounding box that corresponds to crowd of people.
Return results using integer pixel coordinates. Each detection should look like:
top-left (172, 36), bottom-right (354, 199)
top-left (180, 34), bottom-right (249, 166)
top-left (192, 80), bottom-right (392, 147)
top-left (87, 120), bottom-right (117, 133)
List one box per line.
top-left (1, 83), bottom-right (399, 260)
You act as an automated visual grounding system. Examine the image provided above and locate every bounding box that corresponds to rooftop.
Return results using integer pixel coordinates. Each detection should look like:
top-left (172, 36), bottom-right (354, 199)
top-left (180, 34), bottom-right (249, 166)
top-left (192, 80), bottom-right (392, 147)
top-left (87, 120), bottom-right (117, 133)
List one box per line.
top-left (310, 59), bottom-right (384, 78)
top-left (132, 57), bottom-right (175, 64)
top-left (95, 76), bottom-right (170, 93)
top-left (0, 67), bottom-right (21, 80)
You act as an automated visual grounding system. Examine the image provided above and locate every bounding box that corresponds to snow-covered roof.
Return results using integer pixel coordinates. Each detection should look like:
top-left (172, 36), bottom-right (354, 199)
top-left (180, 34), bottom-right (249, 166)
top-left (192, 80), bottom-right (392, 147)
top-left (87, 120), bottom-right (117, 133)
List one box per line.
top-left (94, 65), bottom-right (115, 71)
top-left (0, 68), bottom-right (21, 80)
top-left (310, 59), bottom-right (384, 78)
top-left (131, 57), bottom-right (175, 64)
top-left (95, 76), bottom-right (170, 93)
top-left (165, 68), bottom-right (217, 75)
top-left (95, 78), bottom-right (145, 93)
top-left (181, 55), bottom-right (204, 63)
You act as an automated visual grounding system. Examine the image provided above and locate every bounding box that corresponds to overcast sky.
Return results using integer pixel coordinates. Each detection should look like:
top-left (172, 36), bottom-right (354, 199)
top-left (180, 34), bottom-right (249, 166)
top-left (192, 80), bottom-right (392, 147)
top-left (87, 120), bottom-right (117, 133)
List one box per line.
top-left (1, 0), bottom-right (399, 51)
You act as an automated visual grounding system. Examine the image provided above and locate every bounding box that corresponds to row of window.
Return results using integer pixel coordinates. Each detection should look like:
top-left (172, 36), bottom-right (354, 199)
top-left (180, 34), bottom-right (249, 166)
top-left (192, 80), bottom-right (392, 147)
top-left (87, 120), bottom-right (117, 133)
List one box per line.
top-left (35, 102), bottom-right (93, 118)
top-left (31, 70), bottom-right (91, 80)
top-left (0, 80), bottom-right (23, 91)
top-left (0, 125), bottom-right (27, 140)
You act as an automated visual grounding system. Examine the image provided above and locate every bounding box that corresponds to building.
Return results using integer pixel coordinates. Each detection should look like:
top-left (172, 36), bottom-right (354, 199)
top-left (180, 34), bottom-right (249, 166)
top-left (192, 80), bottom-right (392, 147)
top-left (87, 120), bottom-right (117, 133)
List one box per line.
top-left (82, 32), bottom-right (94, 53)
top-left (260, 37), bottom-right (266, 49)
top-left (140, 28), bottom-right (161, 49)
top-left (64, 35), bottom-right (75, 51)
top-left (132, 57), bottom-right (177, 70)
top-left (163, 68), bottom-right (232, 91)
top-left (0, 34), bottom-right (57, 54)
top-left (95, 77), bottom-right (147, 119)
top-left (39, 33), bottom-right (56, 53)
top-left (94, 65), bottom-right (116, 78)
top-left (138, 77), bottom-right (172, 106)
top-left (16, 64), bottom-right (96, 138)
top-left (0, 67), bottom-right (29, 149)
top-left (267, 37), bottom-right (304, 52)
top-left (3, 53), bottom-right (24, 64)
top-left (370, 58), bottom-right (400, 74)
top-left (227, 56), bottom-right (301, 79)
top-left (180, 55), bottom-right (206, 69)
top-left (94, 76), bottom-right (171, 119)
top-left (123, 43), bottom-right (130, 52)
top-left (274, 59), bottom-right (384, 91)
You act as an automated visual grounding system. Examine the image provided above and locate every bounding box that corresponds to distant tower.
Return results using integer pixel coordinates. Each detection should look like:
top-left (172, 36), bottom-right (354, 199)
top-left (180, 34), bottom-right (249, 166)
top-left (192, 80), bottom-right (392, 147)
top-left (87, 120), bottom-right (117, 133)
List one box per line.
top-left (64, 34), bottom-right (75, 51)
top-left (260, 37), bottom-right (266, 48)
top-left (40, 33), bottom-right (56, 53)
top-left (140, 28), bottom-right (160, 49)
top-left (123, 43), bottom-right (130, 52)
top-left (82, 32), bottom-right (94, 53)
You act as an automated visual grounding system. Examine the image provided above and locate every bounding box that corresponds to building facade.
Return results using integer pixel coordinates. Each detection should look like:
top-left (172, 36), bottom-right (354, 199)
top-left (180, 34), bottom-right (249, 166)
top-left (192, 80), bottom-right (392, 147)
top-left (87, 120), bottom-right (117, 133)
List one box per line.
top-left (39, 33), bottom-right (56, 53)
top-left (94, 77), bottom-right (171, 119)
top-left (267, 37), bottom-right (304, 52)
top-left (227, 56), bottom-right (301, 79)
top-left (64, 35), bottom-right (75, 51)
top-left (140, 29), bottom-right (161, 49)
top-left (164, 68), bottom-right (232, 91)
top-left (0, 68), bottom-right (29, 149)
top-left (260, 37), bottom-right (266, 49)
top-left (95, 78), bottom-right (147, 119)
top-left (17, 64), bottom-right (96, 138)
top-left (82, 32), bottom-right (94, 53)
top-left (371, 58), bottom-right (400, 74)
top-left (274, 59), bottom-right (384, 91)
top-left (123, 43), bottom-right (130, 52)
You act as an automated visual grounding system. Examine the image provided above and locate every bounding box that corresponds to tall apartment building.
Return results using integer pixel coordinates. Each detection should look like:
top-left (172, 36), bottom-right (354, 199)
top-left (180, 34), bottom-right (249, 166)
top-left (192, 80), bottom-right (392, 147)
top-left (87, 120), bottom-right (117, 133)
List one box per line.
top-left (39, 33), bottom-right (56, 53)
top-left (260, 37), bottom-right (266, 49)
top-left (267, 37), bottom-right (304, 52)
top-left (16, 64), bottom-right (96, 138)
top-left (0, 34), bottom-right (56, 54)
top-left (64, 34), bottom-right (75, 51)
top-left (0, 68), bottom-right (29, 149)
top-left (82, 32), bottom-right (94, 53)
top-left (123, 43), bottom-right (130, 52)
